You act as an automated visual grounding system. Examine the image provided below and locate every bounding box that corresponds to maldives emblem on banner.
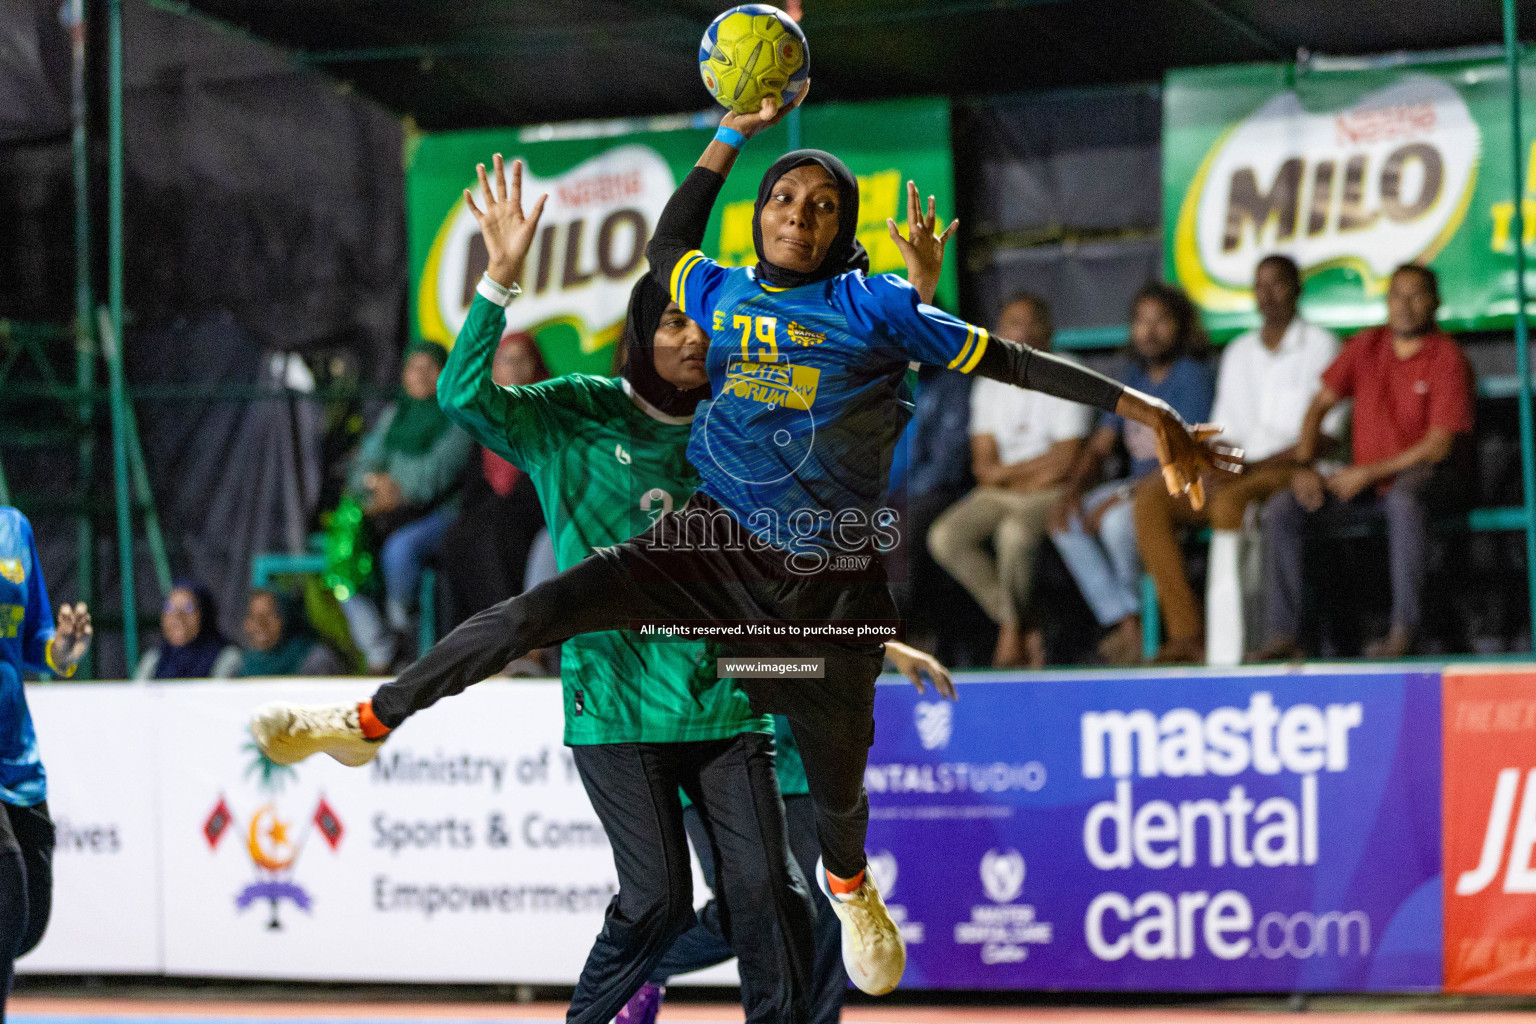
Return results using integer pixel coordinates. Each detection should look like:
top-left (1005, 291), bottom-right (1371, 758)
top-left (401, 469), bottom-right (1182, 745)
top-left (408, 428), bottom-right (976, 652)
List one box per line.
top-left (1443, 669), bottom-right (1536, 992)
top-left (1172, 74), bottom-right (1479, 314)
top-left (202, 743), bottom-right (346, 931)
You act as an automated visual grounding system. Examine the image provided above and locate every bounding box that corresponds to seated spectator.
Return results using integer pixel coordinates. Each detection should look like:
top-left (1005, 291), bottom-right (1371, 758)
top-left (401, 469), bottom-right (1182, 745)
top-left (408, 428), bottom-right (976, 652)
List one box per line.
top-left (338, 342), bottom-right (472, 671)
top-left (440, 330), bottom-right (549, 627)
top-left (928, 295), bottom-right (1089, 667)
top-left (240, 588), bottom-right (348, 678)
top-left (1049, 282), bottom-right (1215, 665)
top-left (133, 579), bottom-right (242, 680)
top-left (1133, 255), bottom-right (1341, 664)
top-left (1252, 264), bottom-right (1473, 661)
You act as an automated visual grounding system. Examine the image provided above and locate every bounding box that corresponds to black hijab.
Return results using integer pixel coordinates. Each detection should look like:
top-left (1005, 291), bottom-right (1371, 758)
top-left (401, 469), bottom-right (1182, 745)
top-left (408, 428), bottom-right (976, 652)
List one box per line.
top-left (620, 275), bottom-right (710, 419)
top-left (752, 148), bottom-right (869, 290)
top-left (154, 579), bottom-right (229, 680)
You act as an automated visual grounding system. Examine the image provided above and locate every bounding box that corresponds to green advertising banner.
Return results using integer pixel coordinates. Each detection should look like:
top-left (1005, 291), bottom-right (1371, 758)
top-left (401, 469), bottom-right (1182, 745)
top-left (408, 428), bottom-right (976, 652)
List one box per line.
top-left (407, 98), bottom-right (955, 376)
top-left (1164, 53), bottom-right (1536, 338)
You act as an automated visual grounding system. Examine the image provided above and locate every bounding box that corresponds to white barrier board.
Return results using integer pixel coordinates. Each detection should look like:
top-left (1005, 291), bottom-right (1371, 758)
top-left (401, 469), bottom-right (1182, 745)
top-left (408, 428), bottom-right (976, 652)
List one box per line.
top-left (158, 680), bottom-right (620, 982)
top-left (18, 678), bottom-right (739, 984)
top-left (23, 685), bottom-right (162, 972)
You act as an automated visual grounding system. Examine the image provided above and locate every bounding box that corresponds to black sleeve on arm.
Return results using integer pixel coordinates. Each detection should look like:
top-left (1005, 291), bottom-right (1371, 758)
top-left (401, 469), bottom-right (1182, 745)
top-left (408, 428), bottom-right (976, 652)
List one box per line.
top-left (974, 336), bottom-right (1126, 415)
top-left (646, 165), bottom-right (726, 288)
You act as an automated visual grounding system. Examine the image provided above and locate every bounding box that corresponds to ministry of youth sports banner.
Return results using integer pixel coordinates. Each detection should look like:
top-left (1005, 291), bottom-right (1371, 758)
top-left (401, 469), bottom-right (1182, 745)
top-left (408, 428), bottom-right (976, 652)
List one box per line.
top-left (1164, 53), bottom-right (1536, 338)
top-left (407, 98), bottom-right (956, 378)
top-left (864, 670), bottom-right (1443, 991)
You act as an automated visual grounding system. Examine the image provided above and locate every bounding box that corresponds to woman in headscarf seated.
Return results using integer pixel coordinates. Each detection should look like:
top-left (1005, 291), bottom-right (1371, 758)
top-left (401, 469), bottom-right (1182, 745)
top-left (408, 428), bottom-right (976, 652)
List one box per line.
top-left (240, 589), bottom-right (348, 678)
top-left (439, 329), bottom-right (550, 629)
top-left (133, 579), bottom-right (242, 681)
top-left (337, 341), bottom-right (473, 672)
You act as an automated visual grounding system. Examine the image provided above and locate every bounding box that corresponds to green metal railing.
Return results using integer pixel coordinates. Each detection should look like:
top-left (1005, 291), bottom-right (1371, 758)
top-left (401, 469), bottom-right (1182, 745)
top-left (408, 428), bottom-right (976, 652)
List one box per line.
top-left (1505, 0), bottom-right (1536, 651)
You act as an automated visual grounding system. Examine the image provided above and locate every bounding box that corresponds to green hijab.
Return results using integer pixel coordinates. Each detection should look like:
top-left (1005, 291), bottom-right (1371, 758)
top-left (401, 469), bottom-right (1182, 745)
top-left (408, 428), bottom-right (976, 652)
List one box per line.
top-left (383, 342), bottom-right (453, 456)
top-left (240, 589), bottom-right (317, 677)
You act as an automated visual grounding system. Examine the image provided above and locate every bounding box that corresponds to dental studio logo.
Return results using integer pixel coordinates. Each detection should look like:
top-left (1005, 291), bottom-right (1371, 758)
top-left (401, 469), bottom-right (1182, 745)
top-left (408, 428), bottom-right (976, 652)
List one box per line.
top-left (202, 742), bottom-right (344, 930)
top-left (915, 700), bottom-right (953, 751)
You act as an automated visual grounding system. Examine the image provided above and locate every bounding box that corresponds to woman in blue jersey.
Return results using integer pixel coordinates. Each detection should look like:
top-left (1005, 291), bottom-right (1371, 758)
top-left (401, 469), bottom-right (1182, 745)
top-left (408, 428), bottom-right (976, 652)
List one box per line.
top-left (0, 507), bottom-right (91, 1018)
top-left (256, 95), bottom-right (1238, 997)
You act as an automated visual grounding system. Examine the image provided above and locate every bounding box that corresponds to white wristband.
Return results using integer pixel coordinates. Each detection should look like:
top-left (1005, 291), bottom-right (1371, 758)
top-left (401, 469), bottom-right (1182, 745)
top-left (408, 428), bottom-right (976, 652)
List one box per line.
top-left (477, 273), bottom-right (522, 307)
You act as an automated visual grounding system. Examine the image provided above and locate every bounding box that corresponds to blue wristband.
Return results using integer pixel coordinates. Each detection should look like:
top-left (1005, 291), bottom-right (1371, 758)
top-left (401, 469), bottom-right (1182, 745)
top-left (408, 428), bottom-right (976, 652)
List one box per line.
top-left (714, 125), bottom-right (746, 150)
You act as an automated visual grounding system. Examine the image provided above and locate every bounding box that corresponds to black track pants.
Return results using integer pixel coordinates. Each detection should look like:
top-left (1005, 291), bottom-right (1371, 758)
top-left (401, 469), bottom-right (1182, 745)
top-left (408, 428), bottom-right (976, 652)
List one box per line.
top-left (373, 494), bottom-right (887, 878)
top-left (566, 735), bottom-right (814, 1024)
top-left (0, 801), bottom-right (53, 1023)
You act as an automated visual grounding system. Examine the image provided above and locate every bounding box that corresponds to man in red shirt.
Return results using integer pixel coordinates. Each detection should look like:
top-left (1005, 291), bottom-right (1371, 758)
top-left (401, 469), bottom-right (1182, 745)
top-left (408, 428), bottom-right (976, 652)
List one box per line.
top-left (1251, 264), bottom-right (1474, 660)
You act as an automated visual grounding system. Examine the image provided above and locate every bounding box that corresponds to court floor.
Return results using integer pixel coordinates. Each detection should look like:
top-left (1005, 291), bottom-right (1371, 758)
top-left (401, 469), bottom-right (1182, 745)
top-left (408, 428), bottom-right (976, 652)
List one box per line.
top-left (13, 1000), bottom-right (1536, 1024)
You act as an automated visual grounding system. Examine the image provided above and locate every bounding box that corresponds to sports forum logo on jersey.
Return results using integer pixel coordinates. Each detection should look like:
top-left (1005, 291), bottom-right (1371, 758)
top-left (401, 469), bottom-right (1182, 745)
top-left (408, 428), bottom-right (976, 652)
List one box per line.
top-left (722, 359), bottom-right (820, 411)
top-left (914, 700), bottom-right (953, 751)
top-left (202, 742), bottom-right (344, 930)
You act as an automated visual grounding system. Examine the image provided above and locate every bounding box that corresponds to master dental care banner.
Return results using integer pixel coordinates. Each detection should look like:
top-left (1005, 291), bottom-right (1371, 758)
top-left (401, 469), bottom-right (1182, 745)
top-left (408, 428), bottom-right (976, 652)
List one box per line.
top-left (864, 669), bottom-right (1443, 990)
top-left (406, 98), bottom-right (956, 377)
top-left (1163, 52), bottom-right (1536, 337)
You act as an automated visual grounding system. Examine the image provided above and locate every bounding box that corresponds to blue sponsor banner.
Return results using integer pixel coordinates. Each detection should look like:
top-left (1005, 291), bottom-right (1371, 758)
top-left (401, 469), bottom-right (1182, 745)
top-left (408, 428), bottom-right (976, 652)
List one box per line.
top-left (865, 668), bottom-right (1442, 991)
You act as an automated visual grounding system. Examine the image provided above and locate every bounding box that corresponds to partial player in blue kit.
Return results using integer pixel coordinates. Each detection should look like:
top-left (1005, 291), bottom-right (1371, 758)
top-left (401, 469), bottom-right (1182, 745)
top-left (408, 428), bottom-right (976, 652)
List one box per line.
top-left (252, 88), bottom-right (1239, 1001)
top-left (0, 507), bottom-right (91, 1021)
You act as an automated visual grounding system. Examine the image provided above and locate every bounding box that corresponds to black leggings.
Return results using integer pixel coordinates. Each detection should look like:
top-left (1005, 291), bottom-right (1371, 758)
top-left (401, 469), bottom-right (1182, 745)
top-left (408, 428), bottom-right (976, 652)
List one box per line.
top-left (568, 736), bottom-right (814, 1024)
top-left (374, 494), bottom-right (887, 878)
top-left (0, 801), bottom-right (53, 1022)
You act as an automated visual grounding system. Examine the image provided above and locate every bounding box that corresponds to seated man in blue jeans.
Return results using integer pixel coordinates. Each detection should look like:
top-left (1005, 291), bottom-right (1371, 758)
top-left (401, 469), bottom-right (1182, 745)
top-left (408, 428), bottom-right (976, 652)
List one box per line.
top-left (1252, 264), bottom-right (1473, 661)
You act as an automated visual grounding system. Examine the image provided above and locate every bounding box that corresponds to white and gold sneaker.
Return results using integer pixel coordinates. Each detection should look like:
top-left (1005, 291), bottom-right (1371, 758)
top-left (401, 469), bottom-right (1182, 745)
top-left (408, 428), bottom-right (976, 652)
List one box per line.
top-left (250, 701), bottom-right (384, 767)
top-left (817, 858), bottom-right (906, 995)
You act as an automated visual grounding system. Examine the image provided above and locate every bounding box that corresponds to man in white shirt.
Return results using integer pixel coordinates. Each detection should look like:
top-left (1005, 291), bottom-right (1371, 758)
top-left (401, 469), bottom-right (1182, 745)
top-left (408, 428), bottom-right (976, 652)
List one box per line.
top-left (928, 294), bottom-right (1092, 667)
top-left (1132, 255), bottom-right (1340, 664)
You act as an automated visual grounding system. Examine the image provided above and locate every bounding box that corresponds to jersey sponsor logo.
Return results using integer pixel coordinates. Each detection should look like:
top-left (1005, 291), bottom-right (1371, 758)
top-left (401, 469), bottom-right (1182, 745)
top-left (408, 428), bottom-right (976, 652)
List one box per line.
top-left (0, 604), bottom-right (20, 639)
top-left (722, 359), bottom-right (820, 410)
top-left (786, 320), bottom-right (826, 347)
top-left (0, 559), bottom-right (24, 585)
top-left (614, 444), bottom-right (632, 465)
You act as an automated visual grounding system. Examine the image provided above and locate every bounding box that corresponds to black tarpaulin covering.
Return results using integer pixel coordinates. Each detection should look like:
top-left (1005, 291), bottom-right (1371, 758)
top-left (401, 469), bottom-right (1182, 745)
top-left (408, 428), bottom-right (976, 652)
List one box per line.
top-left (956, 85), bottom-right (1162, 335)
top-left (0, 0), bottom-right (403, 676)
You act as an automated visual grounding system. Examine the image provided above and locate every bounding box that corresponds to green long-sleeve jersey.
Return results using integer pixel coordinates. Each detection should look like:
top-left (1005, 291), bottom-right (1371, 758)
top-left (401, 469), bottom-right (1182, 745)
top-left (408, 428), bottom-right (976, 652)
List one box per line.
top-left (440, 292), bottom-right (769, 745)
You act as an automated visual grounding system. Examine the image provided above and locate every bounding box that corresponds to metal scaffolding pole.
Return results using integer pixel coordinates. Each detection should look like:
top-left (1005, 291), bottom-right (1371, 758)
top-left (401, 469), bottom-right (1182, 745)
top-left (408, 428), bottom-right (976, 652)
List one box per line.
top-left (106, 0), bottom-right (138, 668)
top-left (67, 0), bottom-right (96, 676)
top-left (1507, 0), bottom-right (1536, 648)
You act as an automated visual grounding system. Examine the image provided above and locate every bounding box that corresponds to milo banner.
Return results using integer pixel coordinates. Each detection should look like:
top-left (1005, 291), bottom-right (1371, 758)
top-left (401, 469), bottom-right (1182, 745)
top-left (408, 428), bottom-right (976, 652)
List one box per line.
top-left (864, 669), bottom-right (1443, 991)
top-left (1164, 53), bottom-right (1536, 336)
top-left (408, 98), bottom-right (956, 375)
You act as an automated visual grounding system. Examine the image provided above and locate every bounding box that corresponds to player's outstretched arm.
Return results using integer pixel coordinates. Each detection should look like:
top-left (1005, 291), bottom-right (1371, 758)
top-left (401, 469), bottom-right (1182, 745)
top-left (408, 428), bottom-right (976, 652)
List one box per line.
top-left (440, 156), bottom-right (551, 452)
top-left (971, 340), bottom-right (1242, 510)
top-left (47, 601), bottom-right (91, 676)
top-left (469, 154), bottom-right (547, 291)
top-left (647, 84), bottom-right (810, 289)
top-left (885, 641), bottom-right (956, 701)
top-left (887, 180), bottom-right (957, 306)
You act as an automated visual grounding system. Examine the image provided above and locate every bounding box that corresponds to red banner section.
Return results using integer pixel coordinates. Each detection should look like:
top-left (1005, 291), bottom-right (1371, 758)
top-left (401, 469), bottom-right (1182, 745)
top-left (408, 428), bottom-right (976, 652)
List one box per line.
top-left (1444, 669), bottom-right (1536, 992)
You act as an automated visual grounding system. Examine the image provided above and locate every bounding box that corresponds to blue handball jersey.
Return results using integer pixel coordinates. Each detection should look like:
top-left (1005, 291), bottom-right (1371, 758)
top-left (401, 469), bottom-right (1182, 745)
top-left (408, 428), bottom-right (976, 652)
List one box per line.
top-left (0, 507), bottom-right (59, 806)
top-left (668, 251), bottom-right (989, 557)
